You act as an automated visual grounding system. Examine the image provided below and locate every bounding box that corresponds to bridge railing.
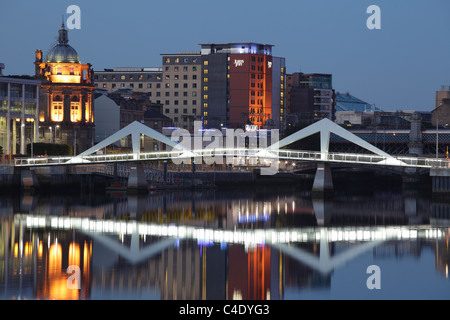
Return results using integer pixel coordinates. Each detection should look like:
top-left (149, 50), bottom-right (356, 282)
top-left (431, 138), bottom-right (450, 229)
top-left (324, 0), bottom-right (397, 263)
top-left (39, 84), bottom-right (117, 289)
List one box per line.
top-left (13, 147), bottom-right (450, 169)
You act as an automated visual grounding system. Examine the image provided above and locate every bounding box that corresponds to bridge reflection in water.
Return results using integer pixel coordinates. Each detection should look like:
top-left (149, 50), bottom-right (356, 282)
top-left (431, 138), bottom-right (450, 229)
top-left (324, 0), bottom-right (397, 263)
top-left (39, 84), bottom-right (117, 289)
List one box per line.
top-left (0, 188), bottom-right (449, 300)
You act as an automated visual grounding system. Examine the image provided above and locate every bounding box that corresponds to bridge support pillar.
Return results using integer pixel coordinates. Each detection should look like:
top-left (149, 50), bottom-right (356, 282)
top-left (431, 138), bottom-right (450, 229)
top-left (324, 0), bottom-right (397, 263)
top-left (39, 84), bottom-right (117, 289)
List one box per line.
top-left (312, 163), bottom-right (334, 197)
top-left (21, 169), bottom-right (39, 192)
top-left (127, 163), bottom-right (147, 194)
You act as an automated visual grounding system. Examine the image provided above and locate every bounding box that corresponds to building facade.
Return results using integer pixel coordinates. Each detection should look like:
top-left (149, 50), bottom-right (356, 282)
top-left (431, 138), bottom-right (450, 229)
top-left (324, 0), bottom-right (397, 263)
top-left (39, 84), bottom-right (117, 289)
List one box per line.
top-left (0, 75), bottom-right (40, 155)
top-left (94, 53), bottom-right (202, 131)
top-left (200, 43), bottom-right (285, 130)
top-left (35, 23), bottom-right (95, 153)
top-left (436, 85), bottom-right (450, 109)
top-left (286, 72), bottom-right (334, 124)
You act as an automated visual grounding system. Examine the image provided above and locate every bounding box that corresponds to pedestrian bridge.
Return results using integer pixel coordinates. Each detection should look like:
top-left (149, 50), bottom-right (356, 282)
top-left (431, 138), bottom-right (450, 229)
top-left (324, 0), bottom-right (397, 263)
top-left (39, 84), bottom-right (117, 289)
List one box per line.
top-left (13, 119), bottom-right (450, 170)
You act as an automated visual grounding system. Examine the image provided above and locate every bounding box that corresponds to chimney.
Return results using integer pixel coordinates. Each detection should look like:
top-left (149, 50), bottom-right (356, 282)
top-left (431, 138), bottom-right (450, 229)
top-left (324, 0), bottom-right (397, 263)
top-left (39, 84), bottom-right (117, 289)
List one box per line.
top-left (0, 63), bottom-right (4, 76)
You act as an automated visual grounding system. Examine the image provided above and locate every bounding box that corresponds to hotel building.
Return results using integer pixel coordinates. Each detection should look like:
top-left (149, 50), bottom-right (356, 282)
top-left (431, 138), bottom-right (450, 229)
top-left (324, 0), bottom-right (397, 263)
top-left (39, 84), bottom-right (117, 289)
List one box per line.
top-left (200, 43), bottom-right (286, 130)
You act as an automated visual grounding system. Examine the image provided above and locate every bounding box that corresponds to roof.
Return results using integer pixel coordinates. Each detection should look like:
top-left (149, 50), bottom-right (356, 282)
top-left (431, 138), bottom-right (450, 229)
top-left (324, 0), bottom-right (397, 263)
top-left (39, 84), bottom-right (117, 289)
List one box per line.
top-left (335, 92), bottom-right (381, 113)
top-left (144, 109), bottom-right (172, 121)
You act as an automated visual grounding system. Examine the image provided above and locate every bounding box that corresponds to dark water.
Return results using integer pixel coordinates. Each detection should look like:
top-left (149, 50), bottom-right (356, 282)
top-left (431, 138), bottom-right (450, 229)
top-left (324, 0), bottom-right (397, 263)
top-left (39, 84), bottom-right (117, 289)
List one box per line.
top-left (0, 178), bottom-right (449, 300)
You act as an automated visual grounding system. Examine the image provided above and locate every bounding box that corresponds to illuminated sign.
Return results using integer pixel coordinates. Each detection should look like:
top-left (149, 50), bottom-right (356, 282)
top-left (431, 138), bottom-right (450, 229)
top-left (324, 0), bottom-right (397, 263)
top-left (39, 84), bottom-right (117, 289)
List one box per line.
top-left (234, 59), bottom-right (244, 67)
top-left (245, 124), bottom-right (258, 132)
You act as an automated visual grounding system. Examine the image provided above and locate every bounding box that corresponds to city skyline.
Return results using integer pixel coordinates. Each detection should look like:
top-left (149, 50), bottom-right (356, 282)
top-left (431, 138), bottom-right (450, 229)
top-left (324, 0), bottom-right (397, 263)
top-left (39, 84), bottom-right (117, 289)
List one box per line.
top-left (2, 0), bottom-right (449, 112)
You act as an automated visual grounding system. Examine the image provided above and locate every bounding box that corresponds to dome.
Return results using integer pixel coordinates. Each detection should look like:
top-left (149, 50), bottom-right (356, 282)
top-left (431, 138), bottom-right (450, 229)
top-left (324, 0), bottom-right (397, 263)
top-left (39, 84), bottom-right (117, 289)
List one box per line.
top-left (46, 23), bottom-right (81, 64)
top-left (47, 44), bottom-right (80, 63)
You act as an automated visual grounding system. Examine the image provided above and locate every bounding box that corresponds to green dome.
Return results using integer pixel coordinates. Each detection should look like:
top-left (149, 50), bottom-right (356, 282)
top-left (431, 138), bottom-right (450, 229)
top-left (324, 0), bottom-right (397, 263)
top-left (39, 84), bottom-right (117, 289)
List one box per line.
top-left (46, 23), bottom-right (81, 64)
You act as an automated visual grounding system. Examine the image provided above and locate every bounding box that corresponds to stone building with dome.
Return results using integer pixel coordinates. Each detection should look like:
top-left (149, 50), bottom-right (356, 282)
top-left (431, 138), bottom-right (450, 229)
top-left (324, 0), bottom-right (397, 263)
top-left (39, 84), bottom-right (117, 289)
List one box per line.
top-left (35, 23), bottom-right (95, 154)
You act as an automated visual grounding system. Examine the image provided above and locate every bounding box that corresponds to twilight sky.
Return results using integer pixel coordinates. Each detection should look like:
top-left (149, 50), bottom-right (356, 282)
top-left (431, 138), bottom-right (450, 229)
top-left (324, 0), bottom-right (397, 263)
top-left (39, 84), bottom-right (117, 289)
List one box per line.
top-left (1, 0), bottom-right (449, 111)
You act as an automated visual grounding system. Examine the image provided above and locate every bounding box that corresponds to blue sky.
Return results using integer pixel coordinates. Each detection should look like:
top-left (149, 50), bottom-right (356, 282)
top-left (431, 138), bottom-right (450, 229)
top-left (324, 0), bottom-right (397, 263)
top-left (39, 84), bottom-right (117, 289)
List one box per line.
top-left (2, 0), bottom-right (449, 111)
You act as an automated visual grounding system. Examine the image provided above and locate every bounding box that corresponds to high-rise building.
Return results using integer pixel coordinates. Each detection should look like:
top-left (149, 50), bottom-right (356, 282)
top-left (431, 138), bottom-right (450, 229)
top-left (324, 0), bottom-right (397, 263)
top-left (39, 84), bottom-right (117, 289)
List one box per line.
top-left (200, 43), bottom-right (285, 130)
top-left (286, 72), bottom-right (335, 124)
top-left (35, 23), bottom-right (95, 153)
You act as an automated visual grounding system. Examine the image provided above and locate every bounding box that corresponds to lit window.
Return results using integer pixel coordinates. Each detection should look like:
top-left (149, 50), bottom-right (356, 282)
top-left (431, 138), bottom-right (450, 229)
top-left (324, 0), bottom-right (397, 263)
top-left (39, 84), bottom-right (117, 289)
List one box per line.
top-left (165, 58), bottom-right (170, 63)
top-left (204, 86), bottom-right (208, 91)
top-left (175, 58), bottom-right (180, 63)
top-left (203, 94), bottom-right (208, 100)
top-left (203, 103), bottom-right (208, 108)
top-left (203, 112), bottom-right (208, 116)
top-left (204, 78), bottom-right (208, 83)
top-left (203, 69), bottom-right (208, 74)
top-left (203, 60), bottom-right (208, 66)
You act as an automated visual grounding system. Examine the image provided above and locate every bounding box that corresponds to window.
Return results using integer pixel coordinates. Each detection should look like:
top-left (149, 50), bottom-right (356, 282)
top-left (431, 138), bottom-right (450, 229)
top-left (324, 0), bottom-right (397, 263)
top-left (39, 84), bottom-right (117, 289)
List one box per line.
top-left (192, 83), bottom-right (197, 88)
top-left (165, 83), bottom-right (170, 88)
top-left (193, 75), bottom-right (197, 80)
top-left (183, 92), bottom-right (188, 97)
top-left (156, 84), bottom-right (161, 88)
top-left (183, 108), bottom-right (188, 114)
top-left (174, 109), bottom-right (179, 114)
top-left (165, 92), bottom-right (170, 97)
top-left (165, 66), bottom-right (170, 71)
top-left (203, 94), bottom-right (208, 100)
top-left (193, 109), bottom-right (197, 114)
top-left (174, 67), bottom-right (179, 72)
top-left (193, 66), bottom-right (197, 72)
top-left (130, 84), bottom-right (134, 88)
top-left (138, 84), bottom-right (143, 88)
top-left (183, 66), bottom-right (188, 72)
top-left (183, 100), bottom-right (188, 105)
top-left (174, 83), bottom-right (179, 88)
top-left (204, 78), bottom-right (208, 83)
top-left (112, 84), bottom-right (116, 88)
top-left (147, 83), bottom-right (152, 88)
top-left (174, 117), bottom-right (178, 122)
top-left (165, 75), bottom-right (170, 80)
top-left (203, 103), bottom-right (208, 108)
top-left (174, 75), bottom-right (179, 80)
top-left (203, 60), bottom-right (208, 66)
top-left (165, 58), bottom-right (170, 63)
top-left (175, 58), bottom-right (180, 63)
top-left (174, 100), bottom-right (179, 105)
top-left (183, 75), bottom-right (188, 80)
top-left (174, 92), bottom-right (179, 96)
top-left (165, 100), bottom-right (170, 105)
top-left (102, 84), bottom-right (107, 88)
top-left (193, 100), bottom-right (197, 105)
top-left (156, 92), bottom-right (161, 97)
top-left (192, 92), bottom-right (197, 97)
top-left (139, 75), bottom-right (143, 80)
top-left (183, 84), bottom-right (188, 89)
top-left (121, 75), bottom-right (125, 80)
top-left (204, 86), bottom-right (208, 91)
top-left (203, 69), bottom-right (208, 74)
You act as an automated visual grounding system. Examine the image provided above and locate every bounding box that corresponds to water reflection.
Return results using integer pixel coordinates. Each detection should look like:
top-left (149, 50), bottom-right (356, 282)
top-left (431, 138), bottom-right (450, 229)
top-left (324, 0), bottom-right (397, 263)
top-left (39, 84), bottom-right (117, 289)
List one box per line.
top-left (0, 186), bottom-right (449, 300)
